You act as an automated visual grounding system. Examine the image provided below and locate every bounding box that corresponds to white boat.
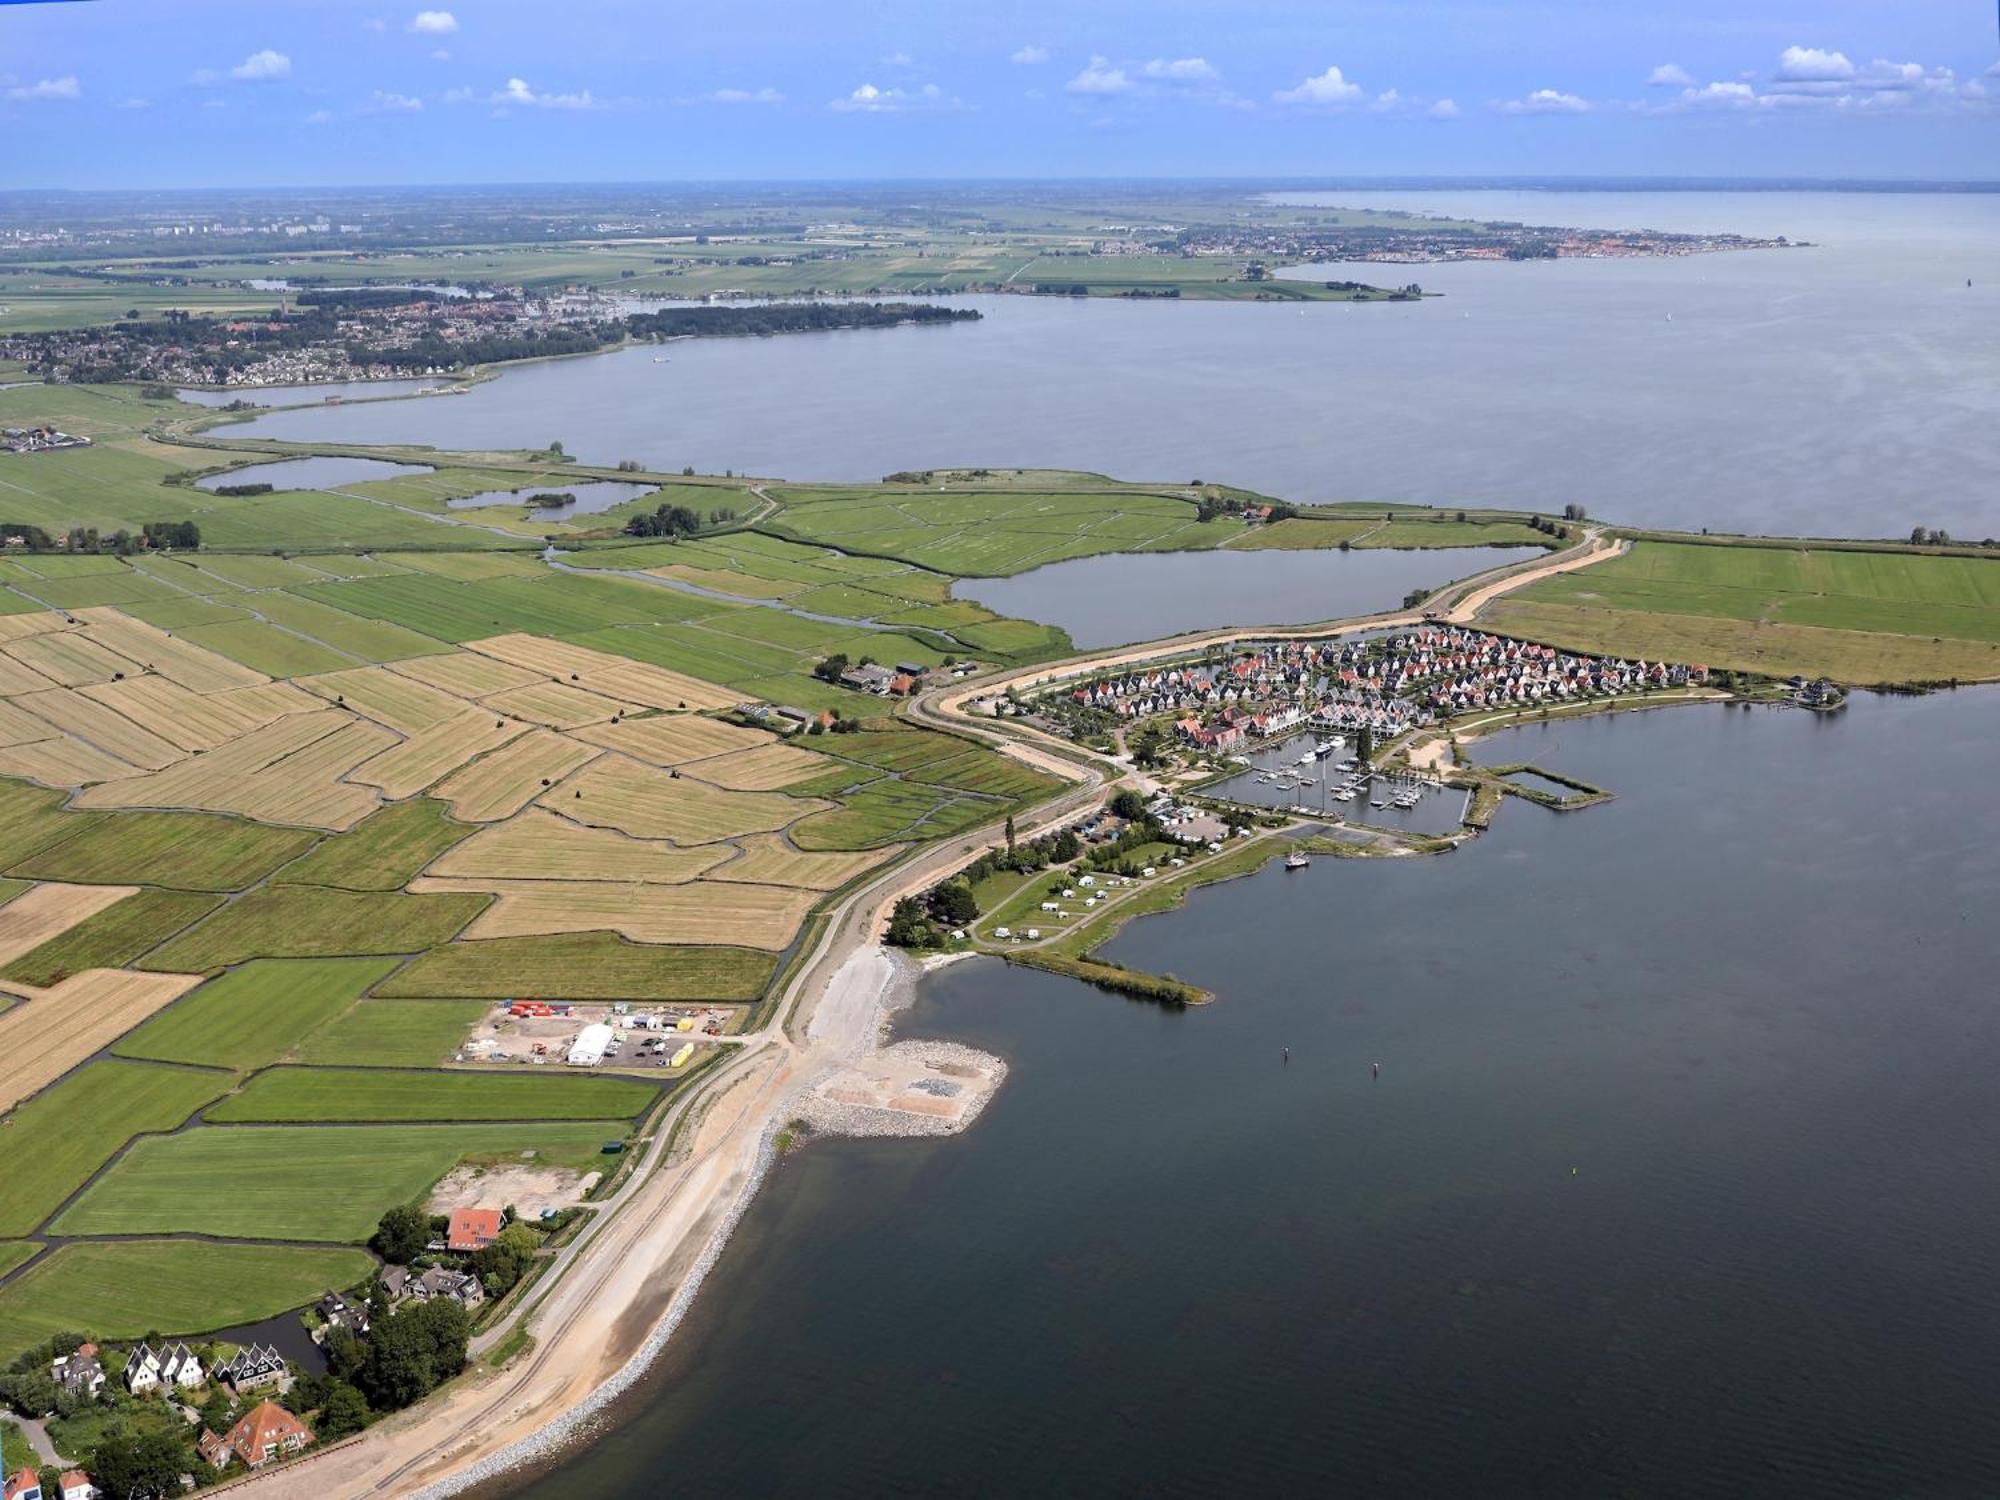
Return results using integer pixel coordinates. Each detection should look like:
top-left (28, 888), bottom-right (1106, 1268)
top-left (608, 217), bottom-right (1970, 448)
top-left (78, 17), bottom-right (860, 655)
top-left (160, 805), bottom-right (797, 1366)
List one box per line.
top-left (1371, 797), bottom-right (1388, 809)
top-left (1284, 851), bottom-right (1310, 870)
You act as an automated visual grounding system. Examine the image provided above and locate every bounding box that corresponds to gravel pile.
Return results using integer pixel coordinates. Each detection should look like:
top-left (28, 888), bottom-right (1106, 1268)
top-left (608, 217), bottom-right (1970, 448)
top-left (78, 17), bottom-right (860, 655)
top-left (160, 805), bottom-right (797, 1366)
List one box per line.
top-left (798, 1040), bottom-right (1008, 1139)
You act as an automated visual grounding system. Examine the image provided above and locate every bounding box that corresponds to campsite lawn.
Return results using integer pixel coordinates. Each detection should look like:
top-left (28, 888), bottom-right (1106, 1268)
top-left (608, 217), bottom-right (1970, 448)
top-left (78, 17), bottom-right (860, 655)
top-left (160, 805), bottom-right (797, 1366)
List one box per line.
top-left (206, 1066), bottom-right (659, 1123)
top-left (52, 1122), bottom-right (629, 1242)
top-left (0, 1060), bottom-right (229, 1237)
top-left (0, 1241), bottom-right (377, 1363)
top-left (141, 886), bottom-right (489, 971)
top-left (115, 957), bottom-right (403, 1070)
top-left (377, 933), bottom-right (773, 1000)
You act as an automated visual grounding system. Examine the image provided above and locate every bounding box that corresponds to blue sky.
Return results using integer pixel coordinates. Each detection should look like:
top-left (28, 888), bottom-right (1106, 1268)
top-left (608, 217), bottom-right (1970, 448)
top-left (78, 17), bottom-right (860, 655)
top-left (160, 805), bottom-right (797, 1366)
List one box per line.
top-left (2, 0), bottom-right (1997, 188)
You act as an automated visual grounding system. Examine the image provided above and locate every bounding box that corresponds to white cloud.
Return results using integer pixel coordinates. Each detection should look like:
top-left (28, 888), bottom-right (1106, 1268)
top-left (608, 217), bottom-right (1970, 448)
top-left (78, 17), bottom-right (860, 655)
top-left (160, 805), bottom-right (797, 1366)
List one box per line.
top-left (228, 49), bottom-right (292, 82)
top-left (1140, 57), bottom-right (1217, 82)
top-left (1647, 63), bottom-right (1694, 87)
top-left (117, 97), bottom-right (151, 110)
top-left (306, 108), bottom-right (335, 123)
top-left (1066, 56), bottom-right (1132, 95)
top-left (363, 89), bottom-right (424, 113)
top-left (440, 85), bottom-right (475, 104)
top-left (493, 77), bottom-right (602, 109)
top-left (1010, 45), bottom-right (1049, 65)
top-left (1274, 65), bottom-right (1363, 106)
top-left (1501, 88), bottom-right (1590, 114)
top-left (409, 10), bottom-right (457, 34)
top-left (699, 86), bottom-right (783, 105)
top-left (1371, 88), bottom-right (1401, 111)
top-left (1428, 97), bottom-right (1460, 119)
top-left (431, 49), bottom-right (451, 61)
top-left (6, 76), bottom-right (81, 101)
top-left (829, 81), bottom-right (958, 113)
top-left (880, 51), bottom-right (914, 67)
top-left (1679, 80), bottom-right (1758, 110)
top-left (1775, 46), bottom-right (1854, 82)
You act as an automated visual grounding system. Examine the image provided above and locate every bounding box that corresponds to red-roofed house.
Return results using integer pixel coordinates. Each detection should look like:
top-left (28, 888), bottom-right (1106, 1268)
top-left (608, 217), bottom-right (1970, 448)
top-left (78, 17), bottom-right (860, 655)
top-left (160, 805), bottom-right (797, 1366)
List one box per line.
top-left (55, 1473), bottom-right (96, 1500)
top-left (447, 1207), bottom-right (505, 1253)
top-left (222, 1401), bottom-right (313, 1470)
top-left (5, 1469), bottom-right (42, 1500)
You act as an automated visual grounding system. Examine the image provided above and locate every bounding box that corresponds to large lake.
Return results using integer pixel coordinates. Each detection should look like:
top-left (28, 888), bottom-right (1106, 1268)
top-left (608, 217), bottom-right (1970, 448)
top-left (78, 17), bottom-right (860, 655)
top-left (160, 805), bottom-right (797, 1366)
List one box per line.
top-left (957, 543), bottom-right (1541, 648)
top-left (231, 191), bottom-right (2000, 539)
top-left (503, 686), bottom-right (2000, 1498)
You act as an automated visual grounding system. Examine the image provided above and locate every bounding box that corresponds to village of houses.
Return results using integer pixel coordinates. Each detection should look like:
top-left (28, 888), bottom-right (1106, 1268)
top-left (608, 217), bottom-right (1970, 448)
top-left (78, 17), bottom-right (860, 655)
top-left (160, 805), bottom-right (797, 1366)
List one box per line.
top-left (2, 1207), bottom-right (529, 1500)
top-left (1028, 625), bottom-right (1710, 759)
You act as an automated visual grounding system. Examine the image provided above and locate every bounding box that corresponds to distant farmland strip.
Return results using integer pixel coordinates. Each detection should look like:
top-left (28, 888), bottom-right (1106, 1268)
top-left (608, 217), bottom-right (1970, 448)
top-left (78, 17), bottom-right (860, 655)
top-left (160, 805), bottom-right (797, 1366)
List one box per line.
top-left (205, 1066), bottom-right (659, 1123)
top-left (378, 932), bottom-right (774, 1001)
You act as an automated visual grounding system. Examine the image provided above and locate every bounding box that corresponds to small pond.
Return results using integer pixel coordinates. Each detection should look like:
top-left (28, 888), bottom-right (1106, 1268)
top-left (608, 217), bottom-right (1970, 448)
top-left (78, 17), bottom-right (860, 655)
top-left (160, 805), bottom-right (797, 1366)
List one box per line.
top-left (195, 455), bottom-right (432, 493)
top-left (448, 480), bottom-right (658, 516)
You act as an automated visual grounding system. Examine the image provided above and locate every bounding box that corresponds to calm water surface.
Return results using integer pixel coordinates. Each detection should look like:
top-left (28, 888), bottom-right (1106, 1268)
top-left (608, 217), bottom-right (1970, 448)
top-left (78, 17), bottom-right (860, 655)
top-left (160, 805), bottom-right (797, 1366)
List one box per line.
top-left (446, 479), bottom-right (656, 515)
top-left (233, 192), bottom-right (2000, 537)
top-left (175, 376), bottom-right (456, 407)
top-left (504, 688), bottom-right (2000, 1498)
top-left (194, 455), bottom-right (431, 492)
top-left (958, 544), bottom-right (1539, 648)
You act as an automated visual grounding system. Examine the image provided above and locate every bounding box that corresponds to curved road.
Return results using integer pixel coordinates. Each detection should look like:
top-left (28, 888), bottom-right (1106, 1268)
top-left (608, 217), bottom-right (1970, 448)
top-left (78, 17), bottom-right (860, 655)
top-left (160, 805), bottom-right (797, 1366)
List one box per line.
top-left (228, 525), bottom-right (1620, 1499)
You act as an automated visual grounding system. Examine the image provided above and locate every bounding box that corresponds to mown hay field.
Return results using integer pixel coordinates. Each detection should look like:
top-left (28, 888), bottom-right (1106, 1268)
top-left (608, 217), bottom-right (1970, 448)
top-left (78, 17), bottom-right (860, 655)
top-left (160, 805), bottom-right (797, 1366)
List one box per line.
top-left (679, 741), bottom-right (833, 791)
top-left (0, 881), bottom-right (137, 966)
top-left (412, 875), bottom-right (819, 949)
top-left (0, 888), bottom-right (222, 986)
top-left (541, 754), bottom-right (828, 843)
top-left (715, 833), bottom-right (895, 890)
top-left (0, 968), bottom-right (205, 1110)
top-left (428, 809), bottom-right (727, 884)
top-left (433, 731), bottom-right (601, 822)
top-left (378, 932), bottom-right (774, 1001)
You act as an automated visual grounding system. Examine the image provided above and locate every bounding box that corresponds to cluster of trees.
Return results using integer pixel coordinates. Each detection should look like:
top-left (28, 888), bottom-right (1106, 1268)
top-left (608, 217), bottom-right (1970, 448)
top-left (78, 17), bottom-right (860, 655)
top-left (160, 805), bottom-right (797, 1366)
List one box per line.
top-left (1909, 526), bottom-right (1954, 546)
top-left (2, 523), bottom-right (200, 556)
top-left (361, 323), bottom-right (621, 372)
top-left (1192, 493), bottom-right (1297, 525)
top-left (142, 520), bottom-right (202, 550)
top-left (885, 881), bottom-right (978, 947)
top-left (1561, 503), bottom-right (1588, 521)
top-left (372, 1203), bottom-right (542, 1303)
top-left (209, 482), bottom-right (274, 497)
top-left (625, 501), bottom-right (706, 538)
top-left (624, 302), bottom-right (978, 341)
top-left (1524, 515), bottom-right (1573, 540)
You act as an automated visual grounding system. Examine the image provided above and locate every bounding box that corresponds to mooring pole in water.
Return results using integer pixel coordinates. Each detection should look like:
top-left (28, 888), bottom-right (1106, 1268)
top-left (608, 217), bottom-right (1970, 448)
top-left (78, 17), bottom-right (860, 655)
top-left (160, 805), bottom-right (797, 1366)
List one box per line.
top-left (1282, 1047), bottom-right (1290, 1064)
top-left (1371, 1061), bottom-right (1380, 1079)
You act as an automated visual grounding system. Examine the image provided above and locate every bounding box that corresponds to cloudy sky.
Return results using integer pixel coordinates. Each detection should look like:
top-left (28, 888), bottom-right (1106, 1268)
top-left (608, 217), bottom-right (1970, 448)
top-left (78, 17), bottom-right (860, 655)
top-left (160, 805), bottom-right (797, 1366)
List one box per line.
top-left (2, 0), bottom-right (1996, 188)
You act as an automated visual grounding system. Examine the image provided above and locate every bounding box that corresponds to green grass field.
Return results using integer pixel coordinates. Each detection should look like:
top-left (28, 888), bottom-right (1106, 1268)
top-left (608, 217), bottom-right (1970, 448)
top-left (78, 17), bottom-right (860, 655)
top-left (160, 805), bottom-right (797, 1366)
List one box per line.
top-left (0, 887), bottom-right (224, 986)
top-left (206, 1066), bottom-right (659, 1123)
top-left (52, 1122), bottom-right (630, 1242)
top-left (172, 618), bottom-right (357, 677)
top-left (377, 933), bottom-right (774, 1000)
top-left (142, 886), bottom-right (488, 971)
top-left (0, 1241), bottom-right (377, 1363)
top-left (7, 809), bottom-right (318, 891)
top-left (115, 956), bottom-right (404, 1069)
top-left (274, 798), bottom-right (474, 891)
top-left (293, 998), bottom-right (488, 1067)
top-left (0, 779), bottom-right (104, 867)
top-left (1488, 540), bottom-right (2000, 684)
top-left (0, 1060), bottom-right (229, 1237)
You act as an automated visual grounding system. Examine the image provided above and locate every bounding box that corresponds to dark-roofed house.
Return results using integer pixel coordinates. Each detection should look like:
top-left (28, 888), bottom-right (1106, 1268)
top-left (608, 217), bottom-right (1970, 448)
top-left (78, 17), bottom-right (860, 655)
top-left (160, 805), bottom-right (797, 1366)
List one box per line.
top-left (49, 1345), bottom-right (103, 1401)
top-left (447, 1207), bottom-right (504, 1253)
top-left (210, 1344), bottom-right (286, 1397)
top-left (124, 1341), bottom-right (203, 1395)
top-left (315, 1290), bottom-right (370, 1341)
